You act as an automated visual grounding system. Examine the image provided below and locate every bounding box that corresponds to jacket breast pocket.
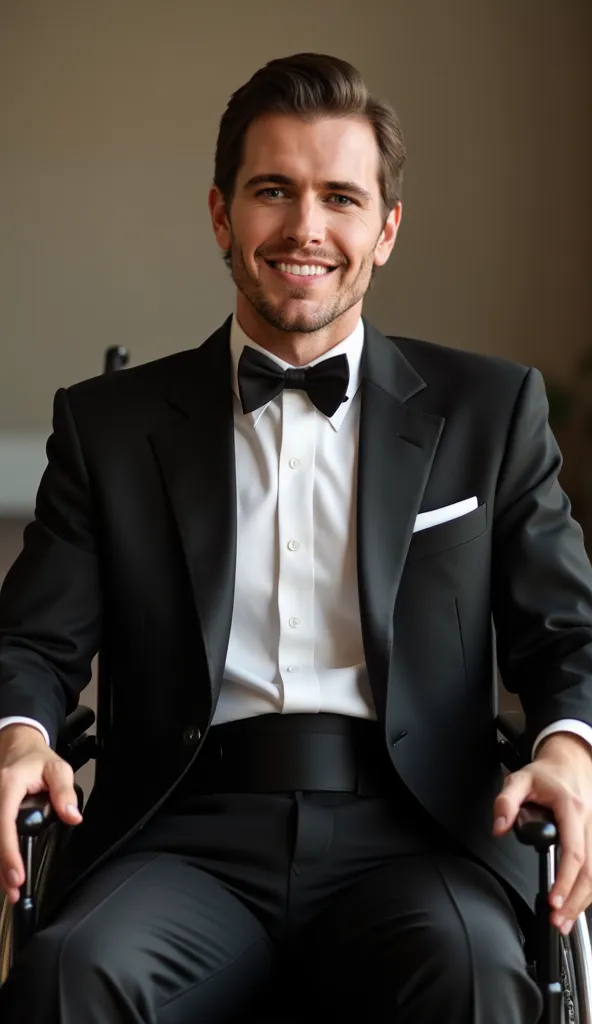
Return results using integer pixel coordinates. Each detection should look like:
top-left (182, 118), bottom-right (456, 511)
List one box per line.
top-left (406, 502), bottom-right (488, 564)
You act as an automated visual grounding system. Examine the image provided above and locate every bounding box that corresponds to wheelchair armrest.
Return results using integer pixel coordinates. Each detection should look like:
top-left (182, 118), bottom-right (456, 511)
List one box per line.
top-left (55, 705), bottom-right (97, 773)
top-left (496, 710), bottom-right (526, 747)
top-left (497, 711), bottom-right (532, 773)
top-left (56, 705), bottom-right (96, 755)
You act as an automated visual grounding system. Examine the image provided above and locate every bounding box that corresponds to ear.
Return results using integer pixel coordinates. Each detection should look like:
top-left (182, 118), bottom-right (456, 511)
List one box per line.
top-left (374, 203), bottom-right (402, 267)
top-left (209, 186), bottom-right (232, 252)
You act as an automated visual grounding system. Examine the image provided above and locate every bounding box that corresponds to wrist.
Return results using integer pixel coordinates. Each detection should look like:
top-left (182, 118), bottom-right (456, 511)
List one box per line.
top-left (0, 723), bottom-right (49, 751)
top-left (535, 732), bottom-right (592, 764)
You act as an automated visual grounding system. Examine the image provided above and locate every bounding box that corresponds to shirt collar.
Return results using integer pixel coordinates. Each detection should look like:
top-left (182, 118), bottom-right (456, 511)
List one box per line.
top-left (230, 313), bottom-right (364, 431)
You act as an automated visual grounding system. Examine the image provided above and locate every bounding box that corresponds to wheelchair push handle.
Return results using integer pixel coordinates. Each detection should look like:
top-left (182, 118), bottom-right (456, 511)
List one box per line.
top-left (16, 795), bottom-right (57, 838)
top-left (104, 347), bottom-right (129, 373)
top-left (515, 801), bottom-right (558, 852)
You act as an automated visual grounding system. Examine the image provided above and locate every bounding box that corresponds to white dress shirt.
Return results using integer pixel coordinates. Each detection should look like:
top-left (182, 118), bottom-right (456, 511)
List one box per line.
top-left (2, 314), bottom-right (591, 759)
top-left (213, 314), bottom-right (372, 725)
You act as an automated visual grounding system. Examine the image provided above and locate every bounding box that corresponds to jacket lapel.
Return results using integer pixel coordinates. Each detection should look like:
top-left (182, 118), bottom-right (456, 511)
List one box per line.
top-left (358, 322), bottom-right (445, 717)
top-left (148, 318), bottom-right (236, 706)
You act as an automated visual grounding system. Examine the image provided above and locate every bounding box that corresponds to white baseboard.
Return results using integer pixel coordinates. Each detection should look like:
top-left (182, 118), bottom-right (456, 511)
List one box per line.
top-left (0, 434), bottom-right (48, 515)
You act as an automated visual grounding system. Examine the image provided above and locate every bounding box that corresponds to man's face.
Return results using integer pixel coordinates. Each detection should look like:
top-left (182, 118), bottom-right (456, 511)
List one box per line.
top-left (210, 114), bottom-right (401, 337)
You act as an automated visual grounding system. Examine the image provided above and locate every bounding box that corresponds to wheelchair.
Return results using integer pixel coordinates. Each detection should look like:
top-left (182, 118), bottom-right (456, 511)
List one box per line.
top-left (1, 347), bottom-right (591, 1023)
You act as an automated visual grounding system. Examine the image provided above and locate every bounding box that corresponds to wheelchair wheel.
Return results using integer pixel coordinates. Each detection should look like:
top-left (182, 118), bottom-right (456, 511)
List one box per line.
top-left (561, 912), bottom-right (592, 1024)
top-left (0, 893), bottom-right (12, 985)
top-left (561, 932), bottom-right (579, 1023)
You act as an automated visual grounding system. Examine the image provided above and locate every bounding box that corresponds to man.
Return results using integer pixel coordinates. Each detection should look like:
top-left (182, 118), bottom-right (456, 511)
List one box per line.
top-left (0, 51), bottom-right (592, 1023)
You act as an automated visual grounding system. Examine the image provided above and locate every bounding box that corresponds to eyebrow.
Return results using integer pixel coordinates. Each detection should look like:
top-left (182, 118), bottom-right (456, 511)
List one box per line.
top-left (243, 173), bottom-right (374, 203)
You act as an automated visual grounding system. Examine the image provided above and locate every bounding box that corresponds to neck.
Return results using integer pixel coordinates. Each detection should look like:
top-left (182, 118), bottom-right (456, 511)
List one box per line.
top-left (235, 298), bottom-right (362, 366)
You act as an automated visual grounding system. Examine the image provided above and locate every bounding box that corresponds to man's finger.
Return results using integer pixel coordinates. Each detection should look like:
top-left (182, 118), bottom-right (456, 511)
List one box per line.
top-left (553, 819), bottom-right (592, 928)
top-left (554, 873), bottom-right (592, 934)
top-left (493, 770), bottom-right (533, 833)
top-left (0, 768), bottom-right (28, 891)
top-left (550, 802), bottom-right (586, 915)
top-left (43, 760), bottom-right (82, 824)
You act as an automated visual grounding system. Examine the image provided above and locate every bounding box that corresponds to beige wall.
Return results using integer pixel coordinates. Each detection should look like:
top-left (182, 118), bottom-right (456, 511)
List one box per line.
top-left (1, 0), bottom-right (591, 437)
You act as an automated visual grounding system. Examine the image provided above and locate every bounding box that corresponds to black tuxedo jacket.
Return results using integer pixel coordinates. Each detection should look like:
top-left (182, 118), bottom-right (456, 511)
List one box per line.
top-left (2, 317), bottom-right (592, 916)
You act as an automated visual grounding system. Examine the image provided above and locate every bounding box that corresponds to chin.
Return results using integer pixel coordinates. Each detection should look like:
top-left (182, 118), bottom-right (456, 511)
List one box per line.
top-left (264, 304), bottom-right (340, 335)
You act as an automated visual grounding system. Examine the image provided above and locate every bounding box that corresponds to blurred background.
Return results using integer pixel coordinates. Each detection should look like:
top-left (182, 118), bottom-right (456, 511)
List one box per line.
top-left (1, 0), bottom-right (591, 789)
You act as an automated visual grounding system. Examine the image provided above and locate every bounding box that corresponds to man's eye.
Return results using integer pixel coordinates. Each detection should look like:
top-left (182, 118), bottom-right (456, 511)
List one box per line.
top-left (257, 188), bottom-right (286, 199)
top-left (328, 194), bottom-right (355, 207)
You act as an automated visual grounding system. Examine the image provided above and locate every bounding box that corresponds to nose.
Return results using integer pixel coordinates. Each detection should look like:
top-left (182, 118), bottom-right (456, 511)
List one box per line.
top-left (282, 194), bottom-right (326, 249)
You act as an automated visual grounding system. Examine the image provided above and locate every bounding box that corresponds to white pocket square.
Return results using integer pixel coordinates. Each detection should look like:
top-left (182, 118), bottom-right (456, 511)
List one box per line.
top-left (413, 497), bottom-right (478, 534)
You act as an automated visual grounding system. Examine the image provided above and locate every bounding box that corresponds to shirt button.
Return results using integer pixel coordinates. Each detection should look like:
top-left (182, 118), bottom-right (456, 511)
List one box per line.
top-left (288, 458), bottom-right (301, 469)
top-left (287, 539), bottom-right (300, 552)
top-left (289, 617), bottom-right (301, 628)
top-left (287, 664), bottom-right (300, 673)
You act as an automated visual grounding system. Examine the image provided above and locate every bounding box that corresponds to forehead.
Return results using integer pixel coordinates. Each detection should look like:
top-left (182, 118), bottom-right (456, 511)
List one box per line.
top-left (238, 113), bottom-right (381, 193)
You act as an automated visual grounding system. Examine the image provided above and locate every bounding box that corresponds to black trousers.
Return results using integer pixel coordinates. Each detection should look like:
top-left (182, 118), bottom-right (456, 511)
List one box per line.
top-left (0, 783), bottom-right (541, 1023)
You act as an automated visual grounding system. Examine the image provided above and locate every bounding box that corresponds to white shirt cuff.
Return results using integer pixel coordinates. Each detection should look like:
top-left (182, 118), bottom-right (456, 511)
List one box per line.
top-left (532, 719), bottom-right (592, 759)
top-left (0, 716), bottom-right (50, 747)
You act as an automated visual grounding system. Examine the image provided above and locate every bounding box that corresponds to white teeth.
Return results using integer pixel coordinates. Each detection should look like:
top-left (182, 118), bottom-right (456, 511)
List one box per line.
top-left (275, 263), bottom-right (330, 276)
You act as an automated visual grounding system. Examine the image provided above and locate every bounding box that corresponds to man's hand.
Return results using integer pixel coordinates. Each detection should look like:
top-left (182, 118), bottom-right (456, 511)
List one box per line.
top-left (493, 733), bottom-right (592, 935)
top-left (0, 725), bottom-right (82, 905)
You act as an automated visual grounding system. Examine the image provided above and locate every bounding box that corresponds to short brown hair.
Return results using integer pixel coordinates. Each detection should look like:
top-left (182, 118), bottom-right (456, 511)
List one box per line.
top-left (214, 52), bottom-right (406, 222)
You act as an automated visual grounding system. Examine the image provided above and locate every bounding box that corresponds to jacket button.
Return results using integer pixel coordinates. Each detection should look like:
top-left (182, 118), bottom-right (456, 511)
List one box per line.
top-left (182, 725), bottom-right (201, 747)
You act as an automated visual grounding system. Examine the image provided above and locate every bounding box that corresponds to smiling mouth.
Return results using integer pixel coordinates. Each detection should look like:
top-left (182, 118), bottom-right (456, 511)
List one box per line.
top-left (265, 260), bottom-right (337, 278)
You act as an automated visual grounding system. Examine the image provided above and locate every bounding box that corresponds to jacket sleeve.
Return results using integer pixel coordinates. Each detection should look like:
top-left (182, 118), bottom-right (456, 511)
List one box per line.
top-left (492, 366), bottom-right (592, 753)
top-left (0, 388), bottom-right (101, 748)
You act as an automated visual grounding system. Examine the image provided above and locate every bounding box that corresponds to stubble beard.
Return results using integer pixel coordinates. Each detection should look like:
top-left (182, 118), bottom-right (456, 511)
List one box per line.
top-left (228, 242), bottom-right (377, 335)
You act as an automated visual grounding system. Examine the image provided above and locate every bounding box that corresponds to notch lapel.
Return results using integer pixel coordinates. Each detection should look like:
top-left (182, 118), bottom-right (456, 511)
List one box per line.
top-left (358, 323), bottom-right (445, 717)
top-left (149, 320), bottom-right (236, 705)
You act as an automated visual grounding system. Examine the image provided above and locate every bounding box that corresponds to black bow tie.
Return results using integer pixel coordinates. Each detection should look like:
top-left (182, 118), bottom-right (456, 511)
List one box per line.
top-left (237, 346), bottom-right (349, 418)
